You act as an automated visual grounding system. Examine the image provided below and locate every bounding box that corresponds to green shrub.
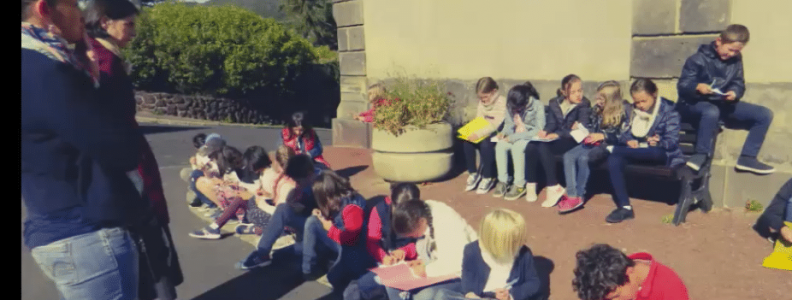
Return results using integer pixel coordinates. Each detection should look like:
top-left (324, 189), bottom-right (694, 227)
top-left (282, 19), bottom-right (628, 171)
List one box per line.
top-left (125, 2), bottom-right (318, 97)
top-left (373, 75), bottom-right (455, 136)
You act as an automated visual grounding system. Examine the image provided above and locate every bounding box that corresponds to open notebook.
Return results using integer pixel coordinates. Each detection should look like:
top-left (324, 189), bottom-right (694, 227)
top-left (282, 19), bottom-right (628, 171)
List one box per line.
top-left (370, 262), bottom-right (458, 291)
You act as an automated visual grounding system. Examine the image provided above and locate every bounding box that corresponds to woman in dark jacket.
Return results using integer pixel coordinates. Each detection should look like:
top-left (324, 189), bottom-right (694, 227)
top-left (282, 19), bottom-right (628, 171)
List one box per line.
top-left (85, 1), bottom-right (183, 299)
top-left (524, 74), bottom-right (592, 208)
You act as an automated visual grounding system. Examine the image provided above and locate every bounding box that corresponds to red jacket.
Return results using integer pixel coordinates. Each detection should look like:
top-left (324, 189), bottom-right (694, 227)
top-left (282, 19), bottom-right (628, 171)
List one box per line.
top-left (281, 127), bottom-right (330, 168)
top-left (366, 196), bottom-right (417, 263)
top-left (629, 253), bottom-right (689, 300)
top-left (90, 38), bottom-right (170, 224)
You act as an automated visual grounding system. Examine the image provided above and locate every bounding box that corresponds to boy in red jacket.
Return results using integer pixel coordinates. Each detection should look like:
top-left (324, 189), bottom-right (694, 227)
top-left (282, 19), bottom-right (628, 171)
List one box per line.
top-left (573, 244), bottom-right (689, 300)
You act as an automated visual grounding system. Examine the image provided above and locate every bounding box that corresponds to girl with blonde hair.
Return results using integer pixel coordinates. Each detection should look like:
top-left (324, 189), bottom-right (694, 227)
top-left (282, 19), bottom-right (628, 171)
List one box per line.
top-left (557, 81), bottom-right (633, 214)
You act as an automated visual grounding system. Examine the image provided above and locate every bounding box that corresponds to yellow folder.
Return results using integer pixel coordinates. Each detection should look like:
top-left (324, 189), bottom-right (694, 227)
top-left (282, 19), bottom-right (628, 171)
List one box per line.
top-left (457, 117), bottom-right (490, 144)
top-left (762, 221), bottom-right (792, 271)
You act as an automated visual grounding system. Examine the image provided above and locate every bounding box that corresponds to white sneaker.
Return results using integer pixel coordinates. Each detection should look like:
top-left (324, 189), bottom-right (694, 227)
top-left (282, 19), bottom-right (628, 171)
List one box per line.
top-left (525, 183), bottom-right (538, 202)
top-left (476, 178), bottom-right (496, 194)
top-left (465, 173), bottom-right (481, 192)
top-left (541, 185), bottom-right (565, 208)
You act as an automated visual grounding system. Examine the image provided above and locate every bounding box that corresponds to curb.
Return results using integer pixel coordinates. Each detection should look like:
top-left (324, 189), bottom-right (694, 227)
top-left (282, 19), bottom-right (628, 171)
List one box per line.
top-left (136, 115), bottom-right (284, 129)
top-left (180, 170), bottom-right (332, 287)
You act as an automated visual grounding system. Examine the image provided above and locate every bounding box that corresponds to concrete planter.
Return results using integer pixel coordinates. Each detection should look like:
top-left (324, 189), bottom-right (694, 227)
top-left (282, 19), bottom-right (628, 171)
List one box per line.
top-left (372, 122), bottom-right (454, 182)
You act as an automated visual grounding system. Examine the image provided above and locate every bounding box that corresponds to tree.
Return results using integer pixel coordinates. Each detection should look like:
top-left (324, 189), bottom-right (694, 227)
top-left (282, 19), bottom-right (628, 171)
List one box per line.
top-left (279, 0), bottom-right (337, 50)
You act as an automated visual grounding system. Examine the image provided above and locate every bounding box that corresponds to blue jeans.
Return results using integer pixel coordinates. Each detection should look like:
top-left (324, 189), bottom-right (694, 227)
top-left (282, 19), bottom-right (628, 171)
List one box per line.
top-left (385, 279), bottom-right (461, 300)
top-left (30, 227), bottom-right (139, 300)
top-left (303, 216), bottom-right (374, 291)
top-left (563, 144), bottom-right (594, 198)
top-left (302, 216), bottom-right (341, 275)
top-left (189, 170), bottom-right (216, 208)
top-left (785, 197), bottom-right (792, 222)
top-left (607, 147), bottom-right (667, 207)
top-left (677, 100), bottom-right (773, 157)
top-left (256, 204), bottom-right (308, 255)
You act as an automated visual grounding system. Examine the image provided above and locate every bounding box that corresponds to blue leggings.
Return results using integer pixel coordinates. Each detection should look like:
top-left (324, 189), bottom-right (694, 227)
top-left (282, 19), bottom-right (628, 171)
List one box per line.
top-left (189, 170), bottom-right (216, 208)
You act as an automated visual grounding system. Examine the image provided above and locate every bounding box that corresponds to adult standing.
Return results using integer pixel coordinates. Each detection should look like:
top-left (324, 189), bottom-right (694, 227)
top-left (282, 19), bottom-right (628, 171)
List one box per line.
top-left (84, 0), bottom-right (183, 299)
top-left (22, 0), bottom-right (144, 299)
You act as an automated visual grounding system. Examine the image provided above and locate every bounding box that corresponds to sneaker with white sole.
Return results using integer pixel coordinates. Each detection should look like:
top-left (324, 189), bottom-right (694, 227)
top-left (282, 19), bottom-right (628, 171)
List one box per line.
top-left (735, 156), bottom-right (775, 175)
top-left (465, 173), bottom-right (482, 192)
top-left (236, 251), bottom-right (271, 270)
top-left (504, 185), bottom-right (527, 201)
top-left (686, 154), bottom-right (707, 172)
top-left (541, 185), bottom-right (565, 208)
top-left (525, 183), bottom-right (538, 202)
top-left (189, 227), bottom-right (221, 240)
top-left (492, 182), bottom-right (509, 198)
top-left (476, 178), bottom-right (496, 194)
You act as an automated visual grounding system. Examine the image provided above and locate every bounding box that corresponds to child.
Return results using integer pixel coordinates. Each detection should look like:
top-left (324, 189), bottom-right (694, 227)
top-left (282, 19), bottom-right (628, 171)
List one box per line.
top-left (281, 111), bottom-right (331, 169)
top-left (464, 77), bottom-right (507, 194)
top-left (572, 244), bottom-right (689, 300)
top-left (188, 135), bottom-right (226, 209)
top-left (303, 170), bottom-right (373, 293)
top-left (435, 208), bottom-right (541, 300)
top-left (366, 183), bottom-right (421, 266)
top-left (558, 81), bottom-right (632, 214)
top-left (754, 178), bottom-right (792, 243)
top-left (676, 24), bottom-right (774, 175)
top-left (355, 82), bottom-right (389, 123)
top-left (188, 146), bottom-right (273, 240)
top-left (493, 83), bottom-right (546, 201)
top-left (236, 154), bottom-right (320, 270)
top-left (606, 79), bottom-right (683, 223)
top-left (525, 74), bottom-right (592, 207)
top-left (384, 199), bottom-right (478, 300)
top-left (193, 145), bottom-right (245, 219)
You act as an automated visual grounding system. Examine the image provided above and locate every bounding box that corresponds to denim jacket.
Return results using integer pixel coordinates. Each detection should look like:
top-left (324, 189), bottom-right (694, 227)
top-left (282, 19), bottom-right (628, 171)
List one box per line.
top-left (501, 97), bottom-right (545, 141)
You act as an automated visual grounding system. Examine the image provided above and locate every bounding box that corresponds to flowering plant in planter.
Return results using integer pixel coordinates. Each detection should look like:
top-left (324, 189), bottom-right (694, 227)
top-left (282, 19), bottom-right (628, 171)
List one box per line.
top-left (372, 76), bottom-right (454, 136)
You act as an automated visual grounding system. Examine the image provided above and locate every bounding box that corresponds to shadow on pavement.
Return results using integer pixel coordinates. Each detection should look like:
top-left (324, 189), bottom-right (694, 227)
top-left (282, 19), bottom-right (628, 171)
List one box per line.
top-left (533, 256), bottom-right (555, 300)
top-left (139, 125), bottom-right (207, 135)
top-left (335, 165), bottom-right (369, 179)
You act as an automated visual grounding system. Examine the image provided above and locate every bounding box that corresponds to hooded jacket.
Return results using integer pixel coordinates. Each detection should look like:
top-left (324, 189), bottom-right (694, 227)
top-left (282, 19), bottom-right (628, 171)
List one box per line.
top-left (545, 95), bottom-right (593, 139)
top-left (501, 97), bottom-right (545, 142)
top-left (677, 42), bottom-right (746, 104)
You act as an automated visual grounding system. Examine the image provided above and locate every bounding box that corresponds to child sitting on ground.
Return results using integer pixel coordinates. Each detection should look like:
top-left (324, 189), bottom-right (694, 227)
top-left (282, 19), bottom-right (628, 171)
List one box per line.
top-left (366, 183), bottom-right (422, 266)
top-left (558, 81), bottom-right (632, 214)
top-left (755, 178), bottom-right (792, 243)
top-left (188, 134), bottom-right (225, 208)
top-left (436, 208), bottom-right (541, 300)
top-left (281, 111), bottom-right (330, 169)
top-left (493, 82), bottom-right (545, 201)
top-left (573, 244), bottom-right (689, 300)
top-left (355, 82), bottom-right (388, 123)
top-left (303, 170), bottom-right (373, 294)
top-left (676, 24), bottom-right (774, 174)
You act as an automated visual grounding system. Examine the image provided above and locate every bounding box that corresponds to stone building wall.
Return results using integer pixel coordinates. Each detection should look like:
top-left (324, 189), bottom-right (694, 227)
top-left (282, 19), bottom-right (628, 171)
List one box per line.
top-left (135, 91), bottom-right (279, 125)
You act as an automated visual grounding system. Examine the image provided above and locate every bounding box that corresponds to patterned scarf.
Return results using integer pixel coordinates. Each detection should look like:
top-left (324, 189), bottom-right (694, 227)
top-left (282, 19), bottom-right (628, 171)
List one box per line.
top-left (21, 22), bottom-right (99, 88)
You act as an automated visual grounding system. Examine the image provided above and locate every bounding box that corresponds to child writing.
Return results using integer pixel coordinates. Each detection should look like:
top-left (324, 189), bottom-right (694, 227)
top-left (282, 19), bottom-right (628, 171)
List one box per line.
top-left (606, 79), bottom-right (683, 223)
top-left (435, 208), bottom-right (541, 300)
top-left (384, 199), bottom-right (478, 300)
top-left (304, 170), bottom-right (373, 293)
top-left (464, 77), bottom-right (507, 194)
top-left (366, 183), bottom-right (421, 266)
top-left (557, 81), bottom-right (632, 214)
top-left (355, 82), bottom-right (389, 123)
top-left (754, 178), bottom-right (792, 244)
top-left (493, 83), bottom-right (545, 201)
top-left (676, 24), bottom-right (774, 175)
top-left (573, 244), bottom-right (689, 300)
top-left (281, 111), bottom-right (331, 169)
top-left (187, 133), bottom-right (224, 208)
top-left (525, 74), bottom-right (592, 207)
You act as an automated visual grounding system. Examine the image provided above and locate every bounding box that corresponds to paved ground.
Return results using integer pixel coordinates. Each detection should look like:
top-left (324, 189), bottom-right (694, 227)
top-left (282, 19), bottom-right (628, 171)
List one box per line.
top-left (21, 123), bottom-right (333, 300)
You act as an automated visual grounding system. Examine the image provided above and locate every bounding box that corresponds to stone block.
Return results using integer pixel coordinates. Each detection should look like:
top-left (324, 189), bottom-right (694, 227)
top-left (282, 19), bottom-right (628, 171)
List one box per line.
top-left (341, 91), bottom-right (366, 103)
top-left (339, 52), bottom-right (366, 76)
top-left (336, 101), bottom-right (369, 120)
top-left (680, 0), bottom-right (730, 33)
top-left (708, 164), bottom-right (727, 207)
top-left (721, 168), bottom-right (792, 208)
top-left (633, 0), bottom-right (677, 35)
top-left (340, 75), bottom-right (368, 95)
top-left (337, 28), bottom-right (348, 52)
top-left (347, 26), bottom-right (365, 51)
top-left (332, 118), bottom-right (370, 149)
top-left (333, 0), bottom-right (363, 27)
top-left (631, 35), bottom-right (716, 78)
top-left (648, 78), bottom-right (680, 101)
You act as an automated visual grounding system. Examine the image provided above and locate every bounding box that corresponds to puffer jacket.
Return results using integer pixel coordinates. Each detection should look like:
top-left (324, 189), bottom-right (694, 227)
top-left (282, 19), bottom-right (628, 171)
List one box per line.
top-left (545, 95), bottom-right (593, 138)
top-left (590, 100), bottom-right (633, 145)
top-left (677, 42), bottom-right (746, 104)
top-left (619, 98), bottom-right (684, 167)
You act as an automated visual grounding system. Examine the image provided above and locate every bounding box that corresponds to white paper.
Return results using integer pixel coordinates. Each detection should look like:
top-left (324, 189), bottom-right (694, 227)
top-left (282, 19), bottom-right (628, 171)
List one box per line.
top-left (571, 126), bottom-right (590, 143)
top-left (639, 142), bottom-right (649, 148)
top-left (531, 136), bottom-right (558, 143)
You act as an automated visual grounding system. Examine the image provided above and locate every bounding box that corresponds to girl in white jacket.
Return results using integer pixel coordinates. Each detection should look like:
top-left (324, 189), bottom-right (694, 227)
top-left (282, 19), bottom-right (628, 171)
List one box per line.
top-left (386, 199), bottom-right (479, 300)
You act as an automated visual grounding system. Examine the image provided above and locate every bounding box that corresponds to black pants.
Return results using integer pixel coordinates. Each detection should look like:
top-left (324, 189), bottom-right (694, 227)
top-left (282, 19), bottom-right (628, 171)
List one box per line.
top-left (462, 137), bottom-right (496, 178)
top-left (524, 136), bottom-right (578, 186)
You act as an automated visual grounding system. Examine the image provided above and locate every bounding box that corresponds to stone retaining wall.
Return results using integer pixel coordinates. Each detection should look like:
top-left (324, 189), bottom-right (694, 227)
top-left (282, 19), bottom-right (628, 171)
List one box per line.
top-left (135, 91), bottom-right (280, 125)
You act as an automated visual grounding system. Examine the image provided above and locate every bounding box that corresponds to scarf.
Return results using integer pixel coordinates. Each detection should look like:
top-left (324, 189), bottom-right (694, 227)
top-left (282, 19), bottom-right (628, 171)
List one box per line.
top-left (95, 37), bottom-right (133, 74)
top-left (630, 96), bottom-right (662, 138)
top-left (21, 22), bottom-right (99, 88)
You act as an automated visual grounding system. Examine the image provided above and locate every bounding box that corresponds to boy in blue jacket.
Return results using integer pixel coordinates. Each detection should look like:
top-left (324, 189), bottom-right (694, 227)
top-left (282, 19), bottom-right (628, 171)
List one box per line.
top-left (676, 24), bottom-right (775, 175)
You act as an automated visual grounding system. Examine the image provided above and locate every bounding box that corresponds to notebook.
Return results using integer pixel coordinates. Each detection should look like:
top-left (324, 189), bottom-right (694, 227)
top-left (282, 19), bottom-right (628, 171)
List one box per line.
top-left (457, 117), bottom-right (491, 144)
top-left (370, 262), bottom-right (459, 291)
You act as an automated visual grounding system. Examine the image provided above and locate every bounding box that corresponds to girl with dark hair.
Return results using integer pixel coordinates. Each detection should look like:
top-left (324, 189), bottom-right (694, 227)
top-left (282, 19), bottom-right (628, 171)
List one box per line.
top-left (194, 145), bottom-right (244, 217)
top-left (303, 170), bottom-right (373, 294)
top-left (605, 78), bottom-right (683, 223)
top-left (281, 111), bottom-right (331, 168)
top-left (525, 74), bottom-right (593, 207)
top-left (366, 183), bottom-right (422, 266)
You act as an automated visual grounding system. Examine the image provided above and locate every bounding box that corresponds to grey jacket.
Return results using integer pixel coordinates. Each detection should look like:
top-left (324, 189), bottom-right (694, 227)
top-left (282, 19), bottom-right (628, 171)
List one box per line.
top-left (501, 97), bottom-right (545, 141)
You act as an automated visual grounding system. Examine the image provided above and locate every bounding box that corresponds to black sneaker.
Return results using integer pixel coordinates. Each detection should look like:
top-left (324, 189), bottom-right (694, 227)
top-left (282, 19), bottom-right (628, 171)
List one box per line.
top-left (606, 208), bottom-right (635, 223)
top-left (492, 182), bottom-right (509, 198)
top-left (686, 154), bottom-right (707, 172)
top-left (504, 185), bottom-right (527, 201)
top-left (188, 226), bottom-right (221, 240)
top-left (236, 251), bottom-right (271, 270)
top-left (735, 156), bottom-right (775, 175)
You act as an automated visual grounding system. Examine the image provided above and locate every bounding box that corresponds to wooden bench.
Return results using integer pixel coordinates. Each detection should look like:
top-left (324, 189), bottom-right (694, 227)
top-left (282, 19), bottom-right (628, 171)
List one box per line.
top-left (550, 122), bottom-right (717, 225)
